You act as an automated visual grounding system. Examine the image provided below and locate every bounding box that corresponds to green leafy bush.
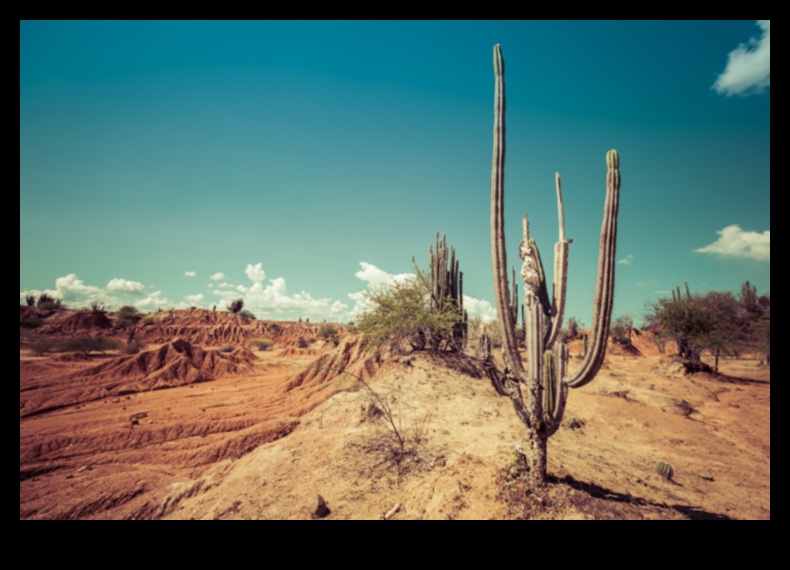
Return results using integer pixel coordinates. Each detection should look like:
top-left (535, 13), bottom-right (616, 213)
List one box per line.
top-left (356, 278), bottom-right (464, 353)
top-left (61, 335), bottom-right (121, 355)
top-left (318, 324), bottom-right (338, 340)
top-left (239, 309), bottom-right (256, 321)
top-left (117, 305), bottom-right (141, 322)
top-left (610, 315), bottom-right (633, 346)
top-left (249, 338), bottom-right (274, 351)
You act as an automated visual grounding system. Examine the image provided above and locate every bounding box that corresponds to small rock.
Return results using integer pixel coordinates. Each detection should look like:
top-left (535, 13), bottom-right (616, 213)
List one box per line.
top-left (313, 494), bottom-right (331, 519)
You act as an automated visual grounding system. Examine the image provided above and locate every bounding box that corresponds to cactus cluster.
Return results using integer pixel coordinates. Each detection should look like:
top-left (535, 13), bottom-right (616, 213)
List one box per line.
top-left (655, 460), bottom-right (674, 480)
top-left (483, 44), bottom-right (621, 487)
top-left (413, 233), bottom-right (468, 351)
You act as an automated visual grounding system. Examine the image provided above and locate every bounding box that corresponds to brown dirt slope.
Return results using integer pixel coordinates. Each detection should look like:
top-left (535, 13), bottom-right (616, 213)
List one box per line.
top-left (19, 320), bottom-right (769, 520)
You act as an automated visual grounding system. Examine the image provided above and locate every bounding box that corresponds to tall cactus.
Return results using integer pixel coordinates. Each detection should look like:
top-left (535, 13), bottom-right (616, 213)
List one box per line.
top-left (485, 44), bottom-right (621, 488)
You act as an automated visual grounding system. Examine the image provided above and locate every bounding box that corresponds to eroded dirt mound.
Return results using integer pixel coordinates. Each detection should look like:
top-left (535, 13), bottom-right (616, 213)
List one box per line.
top-left (285, 337), bottom-right (382, 392)
top-left (37, 309), bottom-right (112, 334)
top-left (20, 340), bottom-right (256, 418)
top-left (133, 309), bottom-right (328, 348)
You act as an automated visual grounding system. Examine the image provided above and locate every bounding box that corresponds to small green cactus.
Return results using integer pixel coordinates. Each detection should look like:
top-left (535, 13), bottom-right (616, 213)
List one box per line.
top-left (564, 416), bottom-right (580, 429)
top-left (655, 460), bottom-right (674, 480)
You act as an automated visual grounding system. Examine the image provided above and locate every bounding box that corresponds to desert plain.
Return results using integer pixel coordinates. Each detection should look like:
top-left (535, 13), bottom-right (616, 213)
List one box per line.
top-left (20, 308), bottom-right (770, 520)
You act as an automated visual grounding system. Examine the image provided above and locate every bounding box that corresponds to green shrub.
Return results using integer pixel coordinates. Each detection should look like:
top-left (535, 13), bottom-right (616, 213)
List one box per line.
top-left (218, 344), bottom-right (236, 353)
top-left (228, 299), bottom-right (244, 314)
top-left (249, 338), bottom-right (274, 351)
top-left (61, 335), bottom-right (121, 355)
top-left (141, 315), bottom-right (156, 326)
top-left (239, 309), bottom-right (256, 321)
top-left (356, 278), bottom-right (463, 353)
top-left (610, 315), bottom-right (633, 346)
top-left (30, 336), bottom-right (58, 355)
top-left (117, 305), bottom-right (141, 322)
top-left (318, 324), bottom-right (338, 340)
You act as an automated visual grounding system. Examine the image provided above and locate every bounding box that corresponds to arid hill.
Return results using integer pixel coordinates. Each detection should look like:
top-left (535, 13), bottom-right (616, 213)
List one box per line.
top-left (20, 310), bottom-right (769, 519)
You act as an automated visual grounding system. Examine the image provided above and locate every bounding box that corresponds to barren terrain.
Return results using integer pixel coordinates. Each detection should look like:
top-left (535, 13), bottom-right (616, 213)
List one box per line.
top-left (20, 309), bottom-right (770, 519)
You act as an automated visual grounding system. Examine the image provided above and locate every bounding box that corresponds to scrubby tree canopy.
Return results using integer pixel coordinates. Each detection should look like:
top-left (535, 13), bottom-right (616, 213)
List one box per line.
top-left (644, 281), bottom-right (770, 369)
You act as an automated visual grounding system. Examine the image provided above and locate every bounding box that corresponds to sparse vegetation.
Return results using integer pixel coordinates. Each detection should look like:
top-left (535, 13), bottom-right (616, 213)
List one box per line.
top-left (117, 305), bottom-right (141, 323)
top-left (141, 315), bottom-right (156, 326)
top-left (123, 339), bottom-right (146, 355)
top-left (317, 324), bottom-right (338, 341)
top-left (356, 277), bottom-right (464, 354)
top-left (644, 281), bottom-right (769, 370)
top-left (249, 338), bottom-right (274, 351)
top-left (218, 344), bottom-right (236, 353)
top-left (25, 295), bottom-right (35, 307)
top-left (36, 294), bottom-right (63, 312)
top-left (239, 309), bottom-right (256, 322)
top-left (610, 315), bottom-right (633, 346)
top-left (228, 299), bottom-right (244, 314)
top-left (61, 335), bottom-right (121, 355)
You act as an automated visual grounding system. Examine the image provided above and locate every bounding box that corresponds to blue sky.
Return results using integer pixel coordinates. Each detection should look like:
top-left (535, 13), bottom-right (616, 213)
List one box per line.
top-left (20, 21), bottom-right (770, 325)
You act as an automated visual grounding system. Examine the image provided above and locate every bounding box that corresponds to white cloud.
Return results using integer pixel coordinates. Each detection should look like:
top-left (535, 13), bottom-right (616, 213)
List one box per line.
top-left (713, 20), bottom-right (770, 96)
top-left (463, 296), bottom-right (498, 323)
top-left (134, 291), bottom-right (172, 310)
top-left (355, 262), bottom-right (413, 288)
top-left (245, 263), bottom-right (265, 283)
top-left (106, 278), bottom-right (145, 294)
top-left (222, 275), bottom-right (349, 321)
top-left (210, 272), bottom-right (226, 281)
top-left (185, 293), bottom-right (204, 304)
top-left (54, 274), bottom-right (107, 303)
top-left (616, 254), bottom-right (634, 266)
top-left (695, 224), bottom-right (769, 262)
top-left (184, 271), bottom-right (197, 277)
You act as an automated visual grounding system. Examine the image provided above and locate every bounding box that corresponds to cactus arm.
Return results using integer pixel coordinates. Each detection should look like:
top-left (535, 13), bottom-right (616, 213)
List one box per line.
top-left (545, 172), bottom-right (571, 347)
top-left (491, 44), bottom-right (524, 376)
top-left (566, 150), bottom-right (620, 388)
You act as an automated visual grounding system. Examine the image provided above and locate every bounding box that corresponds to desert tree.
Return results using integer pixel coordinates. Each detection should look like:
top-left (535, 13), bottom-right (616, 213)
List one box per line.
top-left (228, 298), bottom-right (244, 314)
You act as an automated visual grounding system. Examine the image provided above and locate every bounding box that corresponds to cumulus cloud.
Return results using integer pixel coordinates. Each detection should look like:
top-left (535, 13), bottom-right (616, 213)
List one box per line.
top-left (463, 296), bottom-right (497, 323)
top-left (245, 263), bottom-right (265, 283)
top-left (185, 293), bottom-right (204, 304)
top-left (355, 262), bottom-right (413, 288)
top-left (184, 271), bottom-right (197, 277)
top-left (135, 291), bottom-right (172, 310)
top-left (713, 20), bottom-right (770, 96)
top-left (210, 272), bottom-right (226, 281)
top-left (616, 254), bottom-right (634, 266)
top-left (225, 277), bottom-right (349, 321)
top-left (106, 278), bottom-right (145, 294)
top-left (695, 224), bottom-right (769, 262)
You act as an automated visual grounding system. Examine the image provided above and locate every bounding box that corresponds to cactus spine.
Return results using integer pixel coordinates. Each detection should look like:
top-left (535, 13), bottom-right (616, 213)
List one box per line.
top-left (485, 43), bottom-right (620, 487)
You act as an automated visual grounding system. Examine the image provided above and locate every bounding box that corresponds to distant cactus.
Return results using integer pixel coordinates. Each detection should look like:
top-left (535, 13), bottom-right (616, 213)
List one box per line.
top-left (564, 416), bottom-right (581, 429)
top-left (655, 460), bottom-right (674, 480)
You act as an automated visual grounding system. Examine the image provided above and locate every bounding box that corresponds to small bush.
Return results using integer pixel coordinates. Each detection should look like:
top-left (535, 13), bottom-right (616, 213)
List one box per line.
top-left (25, 295), bottom-right (36, 307)
top-left (239, 309), bottom-right (256, 321)
top-left (31, 336), bottom-right (58, 356)
top-left (610, 315), bottom-right (633, 346)
top-left (117, 305), bottom-right (141, 322)
top-left (249, 338), bottom-right (274, 351)
top-left (297, 337), bottom-right (309, 349)
top-left (91, 302), bottom-right (106, 314)
top-left (328, 335), bottom-right (340, 347)
top-left (318, 324), bottom-right (338, 340)
top-left (228, 299), bottom-right (244, 314)
top-left (218, 344), bottom-right (236, 353)
top-left (141, 315), bottom-right (156, 326)
top-left (61, 335), bottom-right (121, 355)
